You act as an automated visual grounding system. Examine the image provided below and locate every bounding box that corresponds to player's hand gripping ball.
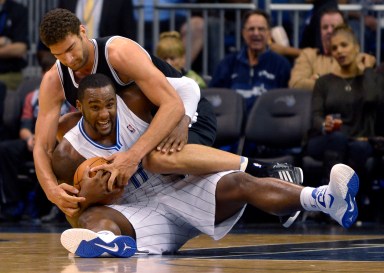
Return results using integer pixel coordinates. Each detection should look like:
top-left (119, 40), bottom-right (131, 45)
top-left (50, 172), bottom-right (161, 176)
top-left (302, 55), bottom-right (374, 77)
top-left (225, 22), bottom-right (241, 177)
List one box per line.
top-left (73, 157), bottom-right (108, 190)
top-left (73, 157), bottom-right (123, 205)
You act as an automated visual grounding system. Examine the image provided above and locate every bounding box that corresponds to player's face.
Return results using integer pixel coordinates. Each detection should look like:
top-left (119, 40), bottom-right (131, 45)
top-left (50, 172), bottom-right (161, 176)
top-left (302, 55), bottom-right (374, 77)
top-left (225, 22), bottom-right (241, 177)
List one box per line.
top-left (80, 85), bottom-right (117, 139)
top-left (49, 29), bottom-right (89, 71)
top-left (331, 32), bottom-right (359, 67)
top-left (242, 14), bottom-right (270, 53)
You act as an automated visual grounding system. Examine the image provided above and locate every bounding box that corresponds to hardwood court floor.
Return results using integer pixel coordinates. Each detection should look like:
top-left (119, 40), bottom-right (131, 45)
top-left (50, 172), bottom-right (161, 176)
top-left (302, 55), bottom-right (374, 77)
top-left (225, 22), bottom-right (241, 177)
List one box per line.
top-left (1, 221), bottom-right (384, 273)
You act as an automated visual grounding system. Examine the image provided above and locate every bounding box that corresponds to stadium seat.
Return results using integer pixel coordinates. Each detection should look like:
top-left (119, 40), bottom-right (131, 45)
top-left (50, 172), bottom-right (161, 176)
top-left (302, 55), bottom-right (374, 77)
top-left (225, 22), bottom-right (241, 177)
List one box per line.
top-left (237, 88), bottom-right (312, 165)
top-left (7, 77), bottom-right (41, 181)
top-left (3, 88), bottom-right (22, 140)
top-left (201, 88), bottom-right (244, 151)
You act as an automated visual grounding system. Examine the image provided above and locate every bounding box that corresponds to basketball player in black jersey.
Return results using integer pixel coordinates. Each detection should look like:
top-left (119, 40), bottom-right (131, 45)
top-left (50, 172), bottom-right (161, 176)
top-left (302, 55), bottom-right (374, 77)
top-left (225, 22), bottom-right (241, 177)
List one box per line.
top-left (54, 74), bottom-right (359, 257)
top-left (36, 8), bottom-right (206, 218)
top-left (37, 8), bottom-right (302, 227)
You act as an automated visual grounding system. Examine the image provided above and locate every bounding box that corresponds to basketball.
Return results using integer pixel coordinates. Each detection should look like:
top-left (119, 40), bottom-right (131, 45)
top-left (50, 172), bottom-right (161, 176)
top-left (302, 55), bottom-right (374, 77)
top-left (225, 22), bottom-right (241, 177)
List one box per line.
top-left (73, 157), bottom-right (108, 189)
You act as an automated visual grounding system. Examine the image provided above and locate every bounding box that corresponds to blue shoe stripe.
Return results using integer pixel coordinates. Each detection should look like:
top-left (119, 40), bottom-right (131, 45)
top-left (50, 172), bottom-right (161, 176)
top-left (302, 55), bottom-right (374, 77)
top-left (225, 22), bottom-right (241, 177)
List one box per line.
top-left (75, 236), bottom-right (137, 258)
top-left (341, 173), bottom-right (359, 228)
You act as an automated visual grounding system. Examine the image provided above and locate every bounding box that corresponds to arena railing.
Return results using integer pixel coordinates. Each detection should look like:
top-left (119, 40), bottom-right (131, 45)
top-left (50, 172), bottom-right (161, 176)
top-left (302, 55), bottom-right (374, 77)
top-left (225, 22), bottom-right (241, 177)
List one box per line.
top-left (270, 3), bottom-right (384, 64)
top-left (13, 1), bottom-right (384, 78)
top-left (148, 2), bottom-right (383, 77)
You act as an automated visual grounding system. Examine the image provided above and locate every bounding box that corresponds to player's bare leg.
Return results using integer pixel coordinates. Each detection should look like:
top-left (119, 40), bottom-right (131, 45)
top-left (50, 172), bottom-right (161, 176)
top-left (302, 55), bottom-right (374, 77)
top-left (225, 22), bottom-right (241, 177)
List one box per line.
top-left (215, 173), bottom-right (302, 224)
top-left (215, 164), bottom-right (359, 229)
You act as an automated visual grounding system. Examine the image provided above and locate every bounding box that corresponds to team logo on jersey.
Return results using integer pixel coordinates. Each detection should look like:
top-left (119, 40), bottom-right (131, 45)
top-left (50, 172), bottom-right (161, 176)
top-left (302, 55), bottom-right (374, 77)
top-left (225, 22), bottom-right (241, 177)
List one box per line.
top-left (127, 124), bottom-right (136, 133)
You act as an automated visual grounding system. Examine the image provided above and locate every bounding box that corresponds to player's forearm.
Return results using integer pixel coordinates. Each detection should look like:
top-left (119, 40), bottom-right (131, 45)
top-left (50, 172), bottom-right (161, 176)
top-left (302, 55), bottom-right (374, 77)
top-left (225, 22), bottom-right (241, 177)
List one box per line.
top-left (33, 145), bottom-right (59, 201)
top-left (129, 100), bottom-right (184, 160)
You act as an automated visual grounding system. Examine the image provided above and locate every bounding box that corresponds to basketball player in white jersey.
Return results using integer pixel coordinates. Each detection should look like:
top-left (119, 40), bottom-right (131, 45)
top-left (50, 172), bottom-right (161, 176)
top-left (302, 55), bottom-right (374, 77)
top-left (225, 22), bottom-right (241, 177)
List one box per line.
top-left (56, 74), bottom-right (359, 258)
top-left (36, 8), bottom-right (198, 219)
top-left (38, 8), bottom-right (303, 228)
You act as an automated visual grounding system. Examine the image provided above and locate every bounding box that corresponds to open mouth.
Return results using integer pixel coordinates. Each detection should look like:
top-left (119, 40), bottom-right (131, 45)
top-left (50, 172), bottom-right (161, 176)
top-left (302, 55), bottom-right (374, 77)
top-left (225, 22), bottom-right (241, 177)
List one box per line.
top-left (97, 120), bottom-right (110, 130)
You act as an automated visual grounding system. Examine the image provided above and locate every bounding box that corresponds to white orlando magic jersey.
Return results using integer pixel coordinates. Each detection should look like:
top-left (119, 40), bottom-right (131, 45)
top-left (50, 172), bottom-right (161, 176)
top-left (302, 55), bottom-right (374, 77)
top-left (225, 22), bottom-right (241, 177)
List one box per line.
top-left (64, 95), bottom-right (148, 158)
top-left (63, 95), bottom-right (243, 254)
top-left (64, 95), bottom-right (153, 188)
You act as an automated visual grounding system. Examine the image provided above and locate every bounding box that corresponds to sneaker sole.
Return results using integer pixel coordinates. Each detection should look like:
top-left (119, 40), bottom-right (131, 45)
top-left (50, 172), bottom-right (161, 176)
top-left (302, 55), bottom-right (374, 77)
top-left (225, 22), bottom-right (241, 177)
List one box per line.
top-left (329, 164), bottom-right (359, 228)
top-left (61, 228), bottom-right (137, 258)
top-left (281, 210), bottom-right (301, 228)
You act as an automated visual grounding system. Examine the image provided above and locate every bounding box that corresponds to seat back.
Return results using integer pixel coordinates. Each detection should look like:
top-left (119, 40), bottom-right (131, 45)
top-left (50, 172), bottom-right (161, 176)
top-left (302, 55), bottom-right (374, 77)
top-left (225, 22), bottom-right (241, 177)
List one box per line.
top-left (2, 90), bottom-right (22, 140)
top-left (238, 88), bottom-right (312, 159)
top-left (201, 88), bottom-right (244, 148)
top-left (2, 77), bottom-right (41, 140)
top-left (0, 81), bottom-right (7, 137)
top-left (16, 77), bottom-right (42, 99)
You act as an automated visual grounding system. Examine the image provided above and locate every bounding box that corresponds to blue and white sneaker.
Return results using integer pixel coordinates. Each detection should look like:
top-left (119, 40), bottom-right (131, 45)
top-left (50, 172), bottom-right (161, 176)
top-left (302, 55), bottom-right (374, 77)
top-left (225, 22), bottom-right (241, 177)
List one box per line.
top-left (61, 228), bottom-right (137, 258)
top-left (312, 164), bottom-right (359, 228)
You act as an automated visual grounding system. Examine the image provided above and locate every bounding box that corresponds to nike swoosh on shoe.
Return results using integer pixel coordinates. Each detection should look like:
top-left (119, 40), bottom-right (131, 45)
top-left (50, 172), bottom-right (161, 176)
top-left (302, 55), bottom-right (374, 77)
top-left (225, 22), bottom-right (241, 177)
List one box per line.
top-left (94, 242), bottom-right (119, 252)
top-left (66, 232), bottom-right (137, 258)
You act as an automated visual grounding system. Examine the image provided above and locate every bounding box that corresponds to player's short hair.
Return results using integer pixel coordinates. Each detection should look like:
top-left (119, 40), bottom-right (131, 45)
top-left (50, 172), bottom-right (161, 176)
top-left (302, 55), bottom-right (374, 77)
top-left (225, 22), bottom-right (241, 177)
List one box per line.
top-left (40, 8), bottom-right (81, 47)
top-left (78, 74), bottom-right (116, 102)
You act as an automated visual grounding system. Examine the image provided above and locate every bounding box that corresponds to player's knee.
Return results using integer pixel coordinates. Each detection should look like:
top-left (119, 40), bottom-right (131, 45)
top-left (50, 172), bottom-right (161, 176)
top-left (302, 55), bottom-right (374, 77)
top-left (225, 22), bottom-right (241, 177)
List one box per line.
top-left (143, 150), bottom-right (177, 174)
top-left (219, 172), bottom-right (252, 198)
top-left (78, 208), bottom-right (121, 234)
top-left (141, 153), bottom-right (153, 172)
top-left (142, 152), bottom-right (160, 173)
top-left (78, 208), bottom-right (99, 228)
top-left (235, 172), bottom-right (255, 194)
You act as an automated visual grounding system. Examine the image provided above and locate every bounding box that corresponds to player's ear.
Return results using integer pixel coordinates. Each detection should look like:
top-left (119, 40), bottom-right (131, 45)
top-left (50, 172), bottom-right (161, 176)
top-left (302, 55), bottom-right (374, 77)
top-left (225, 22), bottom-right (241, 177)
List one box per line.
top-left (76, 100), bottom-right (82, 111)
top-left (79, 25), bottom-right (87, 36)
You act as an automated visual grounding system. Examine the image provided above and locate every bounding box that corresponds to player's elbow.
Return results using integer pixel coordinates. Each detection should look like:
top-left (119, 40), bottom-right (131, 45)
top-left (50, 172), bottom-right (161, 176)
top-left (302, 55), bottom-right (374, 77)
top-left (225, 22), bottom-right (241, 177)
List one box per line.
top-left (173, 98), bottom-right (185, 118)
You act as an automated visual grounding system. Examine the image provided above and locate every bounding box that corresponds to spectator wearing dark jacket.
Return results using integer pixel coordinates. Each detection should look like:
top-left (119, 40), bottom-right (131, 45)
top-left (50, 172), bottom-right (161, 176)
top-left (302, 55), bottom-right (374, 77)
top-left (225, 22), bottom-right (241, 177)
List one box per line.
top-left (209, 9), bottom-right (291, 116)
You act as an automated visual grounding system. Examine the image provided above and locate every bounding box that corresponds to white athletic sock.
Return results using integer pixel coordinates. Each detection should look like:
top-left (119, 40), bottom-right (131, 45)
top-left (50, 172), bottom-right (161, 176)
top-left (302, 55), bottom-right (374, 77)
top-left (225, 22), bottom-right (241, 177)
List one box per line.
top-left (239, 156), bottom-right (248, 172)
top-left (300, 186), bottom-right (327, 212)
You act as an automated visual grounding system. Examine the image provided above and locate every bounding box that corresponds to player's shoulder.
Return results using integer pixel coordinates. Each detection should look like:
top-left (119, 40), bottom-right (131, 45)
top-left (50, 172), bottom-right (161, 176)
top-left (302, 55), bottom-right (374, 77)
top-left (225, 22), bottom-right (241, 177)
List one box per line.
top-left (107, 36), bottom-right (148, 57)
top-left (107, 36), bottom-right (138, 50)
top-left (38, 68), bottom-right (65, 104)
top-left (41, 63), bottom-right (60, 84)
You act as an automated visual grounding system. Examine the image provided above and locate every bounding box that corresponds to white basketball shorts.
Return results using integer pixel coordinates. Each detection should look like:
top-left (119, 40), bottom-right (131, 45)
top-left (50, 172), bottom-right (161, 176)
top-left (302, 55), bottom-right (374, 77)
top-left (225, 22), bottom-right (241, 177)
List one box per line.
top-left (108, 170), bottom-right (245, 254)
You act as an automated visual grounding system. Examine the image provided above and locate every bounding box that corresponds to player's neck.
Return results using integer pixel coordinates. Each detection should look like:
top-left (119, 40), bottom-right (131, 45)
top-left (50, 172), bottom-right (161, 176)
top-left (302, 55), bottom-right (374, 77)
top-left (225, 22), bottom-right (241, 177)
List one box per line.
top-left (74, 40), bottom-right (96, 81)
top-left (88, 131), bottom-right (117, 147)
